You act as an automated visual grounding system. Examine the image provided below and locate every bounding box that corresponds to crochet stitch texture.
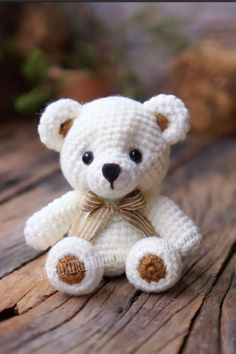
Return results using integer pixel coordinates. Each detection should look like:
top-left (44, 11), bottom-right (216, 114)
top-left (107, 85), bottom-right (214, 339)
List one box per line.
top-left (24, 94), bottom-right (201, 295)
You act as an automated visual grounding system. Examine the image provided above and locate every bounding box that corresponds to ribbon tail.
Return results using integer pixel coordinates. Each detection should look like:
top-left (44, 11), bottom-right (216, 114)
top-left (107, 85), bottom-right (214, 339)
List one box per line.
top-left (77, 207), bottom-right (112, 242)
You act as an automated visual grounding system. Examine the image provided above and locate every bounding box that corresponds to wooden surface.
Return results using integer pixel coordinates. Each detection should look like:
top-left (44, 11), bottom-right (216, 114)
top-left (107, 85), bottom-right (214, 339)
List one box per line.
top-left (0, 121), bottom-right (235, 354)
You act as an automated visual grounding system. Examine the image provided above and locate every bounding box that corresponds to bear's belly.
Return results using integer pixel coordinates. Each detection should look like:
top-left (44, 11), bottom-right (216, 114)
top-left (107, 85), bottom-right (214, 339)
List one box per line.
top-left (93, 215), bottom-right (144, 276)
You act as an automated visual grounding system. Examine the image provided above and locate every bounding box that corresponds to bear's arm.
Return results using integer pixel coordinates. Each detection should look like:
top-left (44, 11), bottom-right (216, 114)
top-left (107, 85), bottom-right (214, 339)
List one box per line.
top-left (150, 196), bottom-right (202, 256)
top-left (24, 191), bottom-right (81, 250)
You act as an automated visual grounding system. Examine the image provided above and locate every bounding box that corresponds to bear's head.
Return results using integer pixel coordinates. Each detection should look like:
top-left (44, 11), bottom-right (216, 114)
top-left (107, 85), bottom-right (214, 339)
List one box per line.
top-left (38, 95), bottom-right (189, 200)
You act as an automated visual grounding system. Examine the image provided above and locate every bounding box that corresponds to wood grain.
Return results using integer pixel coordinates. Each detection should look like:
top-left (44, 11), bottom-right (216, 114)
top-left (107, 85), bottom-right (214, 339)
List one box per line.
top-left (0, 122), bottom-right (235, 354)
top-left (0, 121), bottom-right (59, 205)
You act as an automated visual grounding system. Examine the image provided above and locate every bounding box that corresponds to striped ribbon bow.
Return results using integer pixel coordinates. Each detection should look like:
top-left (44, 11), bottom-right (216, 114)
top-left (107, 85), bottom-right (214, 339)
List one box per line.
top-left (75, 189), bottom-right (156, 242)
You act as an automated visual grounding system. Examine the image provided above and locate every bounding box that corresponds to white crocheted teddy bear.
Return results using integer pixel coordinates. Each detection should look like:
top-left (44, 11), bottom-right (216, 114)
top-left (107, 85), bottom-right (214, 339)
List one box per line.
top-left (24, 95), bottom-right (201, 295)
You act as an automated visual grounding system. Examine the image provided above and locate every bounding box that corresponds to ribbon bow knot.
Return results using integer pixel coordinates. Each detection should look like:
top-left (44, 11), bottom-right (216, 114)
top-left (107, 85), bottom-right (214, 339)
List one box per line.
top-left (75, 189), bottom-right (156, 242)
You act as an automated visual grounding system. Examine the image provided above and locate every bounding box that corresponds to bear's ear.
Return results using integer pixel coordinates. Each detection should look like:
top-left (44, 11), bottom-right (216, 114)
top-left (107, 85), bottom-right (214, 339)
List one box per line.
top-left (38, 99), bottom-right (81, 152)
top-left (143, 94), bottom-right (189, 145)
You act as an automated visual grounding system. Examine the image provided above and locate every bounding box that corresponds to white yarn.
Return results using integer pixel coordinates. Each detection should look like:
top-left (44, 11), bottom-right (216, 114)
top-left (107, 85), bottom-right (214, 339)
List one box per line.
top-left (38, 99), bottom-right (81, 152)
top-left (24, 191), bottom-right (81, 250)
top-left (25, 94), bottom-right (201, 295)
top-left (147, 195), bottom-right (202, 257)
top-left (143, 94), bottom-right (189, 145)
top-left (92, 214), bottom-right (144, 276)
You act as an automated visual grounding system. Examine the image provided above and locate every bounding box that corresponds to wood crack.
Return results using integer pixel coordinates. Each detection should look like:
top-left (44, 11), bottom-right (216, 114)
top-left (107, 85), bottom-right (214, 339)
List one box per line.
top-left (128, 242), bottom-right (236, 354)
top-left (217, 270), bottom-right (234, 354)
top-left (97, 293), bottom-right (150, 350)
top-left (27, 281), bottom-right (110, 352)
top-left (126, 289), bottom-right (142, 308)
top-left (0, 306), bottom-right (19, 322)
top-left (9, 296), bottom-right (82, 352)
top-left (177, 241), bottom-right (236, 354)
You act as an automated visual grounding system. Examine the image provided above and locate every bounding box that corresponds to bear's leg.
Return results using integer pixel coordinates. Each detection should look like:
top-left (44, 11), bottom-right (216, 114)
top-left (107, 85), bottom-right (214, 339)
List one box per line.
top-left (45, 237), bottom-right (104, 295)
top-left (126, 237), bottom-right (182, 292)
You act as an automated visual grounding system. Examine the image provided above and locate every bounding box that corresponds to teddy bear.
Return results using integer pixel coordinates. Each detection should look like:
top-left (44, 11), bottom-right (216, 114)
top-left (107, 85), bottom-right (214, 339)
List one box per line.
top-left (24, 94), bottom-right (201, 295)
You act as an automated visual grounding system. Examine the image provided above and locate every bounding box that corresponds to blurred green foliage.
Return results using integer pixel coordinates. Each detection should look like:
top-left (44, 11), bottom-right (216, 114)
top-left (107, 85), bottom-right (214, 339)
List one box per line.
top-left (124, 8), bottom-right (189, 57)
top-left (147, 17), bottom-right (189, 56)
top-left (15, 86), bottom-right (51, 115)
top-left (15, 49), bottom-right (51, 115)
top-left (117, 70), bottom-right (145, 100)
top-left (64, 44), bottom-right (102, 71)
top-left (22, 49), bottom-right (49, 84)
top-left (62, 9), bottom-right (113, 72)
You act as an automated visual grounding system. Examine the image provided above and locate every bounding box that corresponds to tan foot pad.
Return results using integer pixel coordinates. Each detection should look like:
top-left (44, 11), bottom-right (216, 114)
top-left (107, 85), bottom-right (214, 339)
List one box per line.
top-left (56, 255), bottom-right (86, 285)
top-left (138, 254), bottom-right (167, 283)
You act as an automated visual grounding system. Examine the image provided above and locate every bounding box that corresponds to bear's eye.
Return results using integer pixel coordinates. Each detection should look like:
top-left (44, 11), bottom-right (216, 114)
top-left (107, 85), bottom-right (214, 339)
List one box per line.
top-left (82, 151), bottom-right (94, 165)
top-left (129, 149), bottom-right (142, 164)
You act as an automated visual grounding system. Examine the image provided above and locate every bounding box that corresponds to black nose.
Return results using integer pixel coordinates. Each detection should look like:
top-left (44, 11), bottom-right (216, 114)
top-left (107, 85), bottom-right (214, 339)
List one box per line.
top-left (102, 163), bottom-right (121, 187)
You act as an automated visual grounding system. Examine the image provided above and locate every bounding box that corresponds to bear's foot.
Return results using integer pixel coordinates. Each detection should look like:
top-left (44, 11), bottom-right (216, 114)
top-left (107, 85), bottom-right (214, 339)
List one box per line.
top-left (126, 237), bottom-right (182, 292)
top-left (46, 237), bottom-right (104, 295)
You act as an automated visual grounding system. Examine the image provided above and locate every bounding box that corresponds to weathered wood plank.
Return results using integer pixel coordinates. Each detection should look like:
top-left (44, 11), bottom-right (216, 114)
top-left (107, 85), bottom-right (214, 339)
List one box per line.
top-left (0, 121), bottom-right (59, 204)
top-left (221, 267), bottom-right (236, 354)
top-left (180, 253), bottom-right (235, 354)
top-left (0, 229), bottom-right (234, 354)
top-left (0, 136), bottom-right (235, 354)
top-left (0, 255), bottom-right (54, 315)
top-left (0, 173), bottom-right (68, 277)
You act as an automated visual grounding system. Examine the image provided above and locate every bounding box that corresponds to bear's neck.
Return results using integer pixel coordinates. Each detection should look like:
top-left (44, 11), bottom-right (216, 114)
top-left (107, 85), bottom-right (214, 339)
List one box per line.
top-left (96, 186), bottom-right (162, 204)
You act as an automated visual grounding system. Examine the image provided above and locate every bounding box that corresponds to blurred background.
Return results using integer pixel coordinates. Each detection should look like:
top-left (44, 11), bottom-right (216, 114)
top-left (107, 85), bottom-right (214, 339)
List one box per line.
top-left (1, 2), bottom-right (236, 136)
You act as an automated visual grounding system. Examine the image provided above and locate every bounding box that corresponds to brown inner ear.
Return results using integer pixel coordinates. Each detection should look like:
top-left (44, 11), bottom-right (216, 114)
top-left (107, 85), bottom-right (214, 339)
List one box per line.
top-left (59, 119), bottom-right (73, 137)
top-left (156, 114), bottom-right (169, 132)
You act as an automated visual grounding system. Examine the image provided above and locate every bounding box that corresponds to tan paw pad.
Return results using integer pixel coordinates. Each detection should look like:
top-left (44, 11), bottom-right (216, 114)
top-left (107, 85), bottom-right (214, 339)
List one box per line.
top-left (56, 255), bottom-right (86, 285)
top-left (138, 254), bottom-right (167, 283)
